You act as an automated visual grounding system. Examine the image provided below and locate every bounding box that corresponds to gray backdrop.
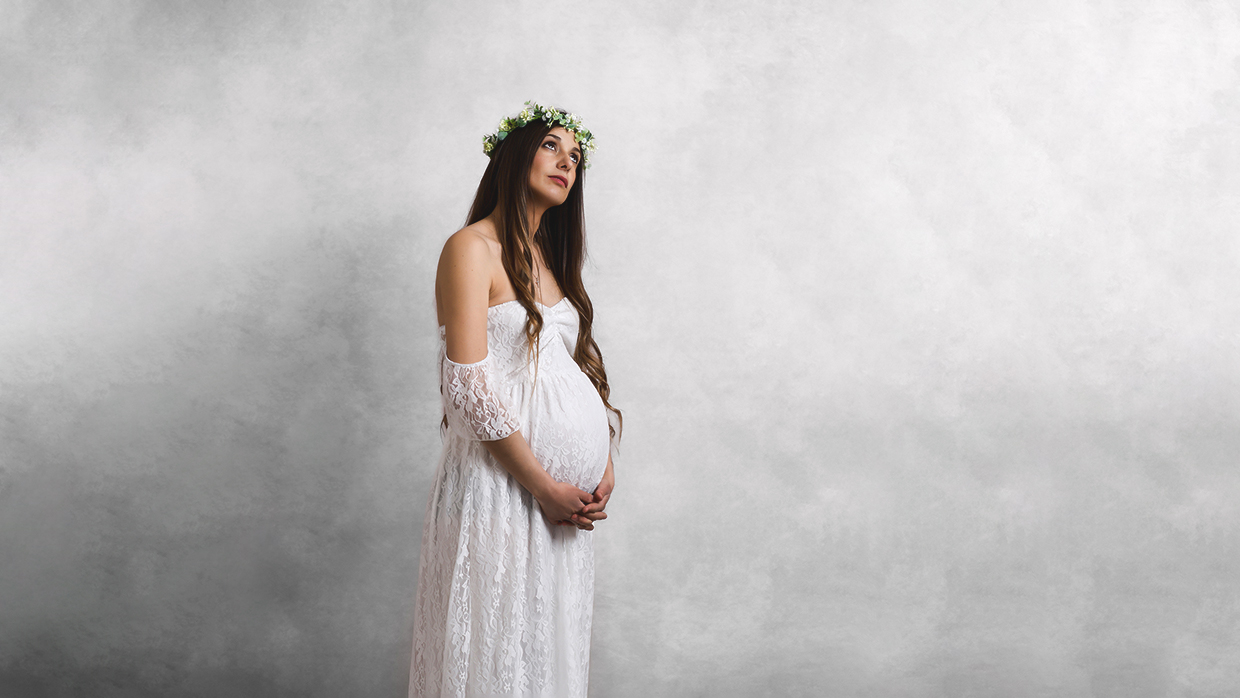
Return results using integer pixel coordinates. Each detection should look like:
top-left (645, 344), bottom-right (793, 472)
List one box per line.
top-left (3, 1), bottom-right (1239, 696)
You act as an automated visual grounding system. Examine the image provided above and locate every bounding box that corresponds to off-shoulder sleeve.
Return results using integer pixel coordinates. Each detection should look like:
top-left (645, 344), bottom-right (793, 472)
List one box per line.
top-left (440, 352), bottom-right (520, 441)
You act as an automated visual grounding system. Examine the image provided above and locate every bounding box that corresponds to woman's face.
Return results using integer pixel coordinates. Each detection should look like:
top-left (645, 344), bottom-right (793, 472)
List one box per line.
top-left (528, 126), bottom-right (581, 207)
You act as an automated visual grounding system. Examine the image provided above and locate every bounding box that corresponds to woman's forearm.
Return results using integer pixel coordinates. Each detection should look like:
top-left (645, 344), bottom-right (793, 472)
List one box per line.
top-left (480, 430), bottom-right (555, 500)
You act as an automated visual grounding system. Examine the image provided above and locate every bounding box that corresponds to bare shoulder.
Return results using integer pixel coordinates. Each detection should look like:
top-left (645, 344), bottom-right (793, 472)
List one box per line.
top-left (438, 223), bottom-right (503, 284)
top-left (436, 222), bottom-right (502, 318)
top-left (441, 222), bottom-right (498, 263)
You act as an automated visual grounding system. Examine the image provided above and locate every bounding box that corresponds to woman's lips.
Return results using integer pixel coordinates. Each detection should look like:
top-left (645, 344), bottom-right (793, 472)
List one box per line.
top-left (550, 175), bottom-right (567, 187)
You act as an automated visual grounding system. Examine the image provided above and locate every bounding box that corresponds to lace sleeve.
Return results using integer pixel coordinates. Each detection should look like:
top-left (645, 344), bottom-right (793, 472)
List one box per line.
top-left (441, 353), bottom-right (521, 441)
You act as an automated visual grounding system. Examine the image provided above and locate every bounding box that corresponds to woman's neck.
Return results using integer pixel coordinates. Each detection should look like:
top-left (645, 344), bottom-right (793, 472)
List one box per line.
top-left (486, 202), bottom-right (548, 238)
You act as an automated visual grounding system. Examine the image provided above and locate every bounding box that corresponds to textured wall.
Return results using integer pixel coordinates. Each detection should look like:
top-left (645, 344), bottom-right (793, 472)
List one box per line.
top-left (3, 1), bottom-right (1239, 696)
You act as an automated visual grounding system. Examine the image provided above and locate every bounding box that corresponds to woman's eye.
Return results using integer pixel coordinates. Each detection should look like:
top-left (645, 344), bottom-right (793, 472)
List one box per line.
top-left (544, 140), bottom-right (577, 163)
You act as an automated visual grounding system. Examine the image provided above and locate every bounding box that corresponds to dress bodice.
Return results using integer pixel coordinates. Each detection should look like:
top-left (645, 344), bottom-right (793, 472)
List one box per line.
top-left (438, 297), bottom-right (580, 379)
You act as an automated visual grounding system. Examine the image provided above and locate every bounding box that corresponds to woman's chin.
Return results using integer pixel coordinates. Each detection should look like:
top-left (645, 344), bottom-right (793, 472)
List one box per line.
top-left (537, 193), bottom-right (569, 208)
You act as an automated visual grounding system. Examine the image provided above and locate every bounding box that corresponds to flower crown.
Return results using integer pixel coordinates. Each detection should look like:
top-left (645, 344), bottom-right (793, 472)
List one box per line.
top-left (482, 100), bottom-right (597, 169)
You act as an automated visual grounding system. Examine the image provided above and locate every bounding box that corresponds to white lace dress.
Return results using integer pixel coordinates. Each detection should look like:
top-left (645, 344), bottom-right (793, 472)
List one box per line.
top-left (409, 298), bottom-right (611, 698)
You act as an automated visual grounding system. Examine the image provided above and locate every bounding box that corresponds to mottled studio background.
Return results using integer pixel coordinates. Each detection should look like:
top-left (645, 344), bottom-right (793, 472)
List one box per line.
top-left (3, 0), bottom-right (1239, 696)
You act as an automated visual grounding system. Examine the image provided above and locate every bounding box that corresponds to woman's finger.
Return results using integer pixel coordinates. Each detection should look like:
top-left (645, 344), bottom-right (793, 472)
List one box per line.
top-left (580, 498), bottom-right (609, 516)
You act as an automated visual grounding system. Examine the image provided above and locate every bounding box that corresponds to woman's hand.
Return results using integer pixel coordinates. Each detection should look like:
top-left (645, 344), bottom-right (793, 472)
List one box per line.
top-left (536, 480), bottom-right (594, 525)
top-left (559, 454), bottom-right (615, 530)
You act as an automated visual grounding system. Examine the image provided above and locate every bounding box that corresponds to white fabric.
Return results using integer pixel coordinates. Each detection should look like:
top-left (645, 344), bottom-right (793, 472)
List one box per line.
top-left (410, 298), bottom-right (611, 698)
top-left (441, 352), bottom-right (521, 442)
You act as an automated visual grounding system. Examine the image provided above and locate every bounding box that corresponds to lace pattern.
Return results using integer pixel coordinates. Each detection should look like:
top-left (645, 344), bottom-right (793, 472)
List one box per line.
top-left (413, 300), bottom-right (610, 697)
top-left (440, 352), bottom-right (521, 441)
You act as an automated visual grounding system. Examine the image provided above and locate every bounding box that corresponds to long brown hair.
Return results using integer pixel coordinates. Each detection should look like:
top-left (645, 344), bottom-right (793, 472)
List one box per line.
top-left (465, 111), bottom-right (623, 445)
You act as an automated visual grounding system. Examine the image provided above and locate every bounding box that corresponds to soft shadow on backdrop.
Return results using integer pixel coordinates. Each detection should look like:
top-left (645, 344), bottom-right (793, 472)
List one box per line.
top-left (2, 1), bottom-right (1239, 696)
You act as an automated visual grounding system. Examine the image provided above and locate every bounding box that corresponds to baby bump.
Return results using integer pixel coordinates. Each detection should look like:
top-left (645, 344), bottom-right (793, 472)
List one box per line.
top-left (524, 370), bottom-right (610, 493)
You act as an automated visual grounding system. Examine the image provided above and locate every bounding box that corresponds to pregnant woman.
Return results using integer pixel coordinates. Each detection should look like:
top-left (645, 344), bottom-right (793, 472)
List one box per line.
top-left (409, 102), bottom-right (621, 698)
